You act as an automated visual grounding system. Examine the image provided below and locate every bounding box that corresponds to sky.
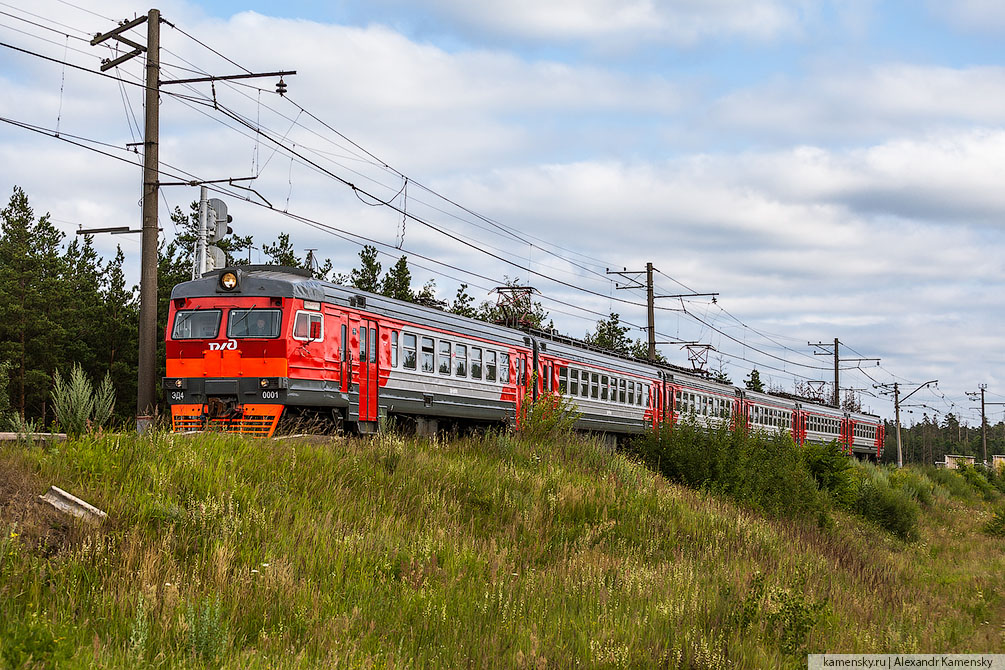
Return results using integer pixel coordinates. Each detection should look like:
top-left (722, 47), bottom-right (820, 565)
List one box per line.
top-left (2, 0), bottom-right (1005, 426)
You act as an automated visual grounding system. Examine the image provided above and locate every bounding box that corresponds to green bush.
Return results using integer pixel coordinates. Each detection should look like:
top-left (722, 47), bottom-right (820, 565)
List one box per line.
top-left (50, 364), bottom-right (115, 436)
top-left (959, 465), bottom-right (1000, 501)
top-left (982, 507), bottom-right (1005, 537)
top-left (848, 466), bottom-right (919, 542)
top-left (922, 466), bottom-right (975, 501)
top-left (802, 440), bottom-right (855, 506)
top-left (887, 467), bottom-right (936, 507)
top-left (517, 391), bottom-right (582, 443)
top-left (628, 418), bottom-right (825, 520)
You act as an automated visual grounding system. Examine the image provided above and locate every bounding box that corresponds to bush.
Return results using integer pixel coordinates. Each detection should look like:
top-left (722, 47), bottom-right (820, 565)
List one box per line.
top-left (887, 467), bottom-right (936, 507)
top-left (848, 465), bottom-right (919, 542)
top-left (983, 507), bottom-right (1005, 537)
top-left (517, 391), bottom-right (581, 443)
top-left (959, 465), bottom-right (999, 502)
top-left (50, 364), bottom-right (115, 436)
top-left (922, 466), bottom-right (975, 501)
top-left (628, 418), bottom-right (825, 520)
top-left (802, 440), bottom-right (855, 506)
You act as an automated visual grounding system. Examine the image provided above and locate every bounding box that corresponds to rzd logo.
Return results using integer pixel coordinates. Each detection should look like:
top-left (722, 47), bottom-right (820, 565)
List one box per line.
top-left (207, 339), bottom-right (238, 351)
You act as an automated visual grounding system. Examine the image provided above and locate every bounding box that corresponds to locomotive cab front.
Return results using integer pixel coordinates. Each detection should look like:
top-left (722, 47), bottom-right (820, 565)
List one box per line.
top-left (163, 268), bottom-right (302, 436)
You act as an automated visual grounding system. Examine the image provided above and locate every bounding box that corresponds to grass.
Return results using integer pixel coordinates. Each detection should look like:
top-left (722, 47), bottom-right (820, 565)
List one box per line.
top-left (0, 428), bottom-right (1003, 668)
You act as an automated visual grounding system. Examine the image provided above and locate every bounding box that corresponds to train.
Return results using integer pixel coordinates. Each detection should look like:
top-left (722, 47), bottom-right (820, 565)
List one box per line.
top-left (163, 265), bottom-right (885, 459)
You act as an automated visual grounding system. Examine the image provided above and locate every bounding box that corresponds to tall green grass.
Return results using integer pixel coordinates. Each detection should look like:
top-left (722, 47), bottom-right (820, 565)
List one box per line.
top-left (1, 428), bottom-right (1002, 668)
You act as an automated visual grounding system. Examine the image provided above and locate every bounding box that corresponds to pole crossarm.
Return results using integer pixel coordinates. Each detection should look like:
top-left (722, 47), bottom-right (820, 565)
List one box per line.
top-left (160, 70), bottom-right (296, 86)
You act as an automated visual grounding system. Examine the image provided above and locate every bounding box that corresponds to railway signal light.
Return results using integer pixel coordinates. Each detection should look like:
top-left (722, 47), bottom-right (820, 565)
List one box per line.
top-left (205, 198), bottom-right (233, 272)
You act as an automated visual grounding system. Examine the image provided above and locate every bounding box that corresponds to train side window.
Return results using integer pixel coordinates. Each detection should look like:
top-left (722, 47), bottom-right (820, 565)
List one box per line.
top-left (391, 331), bottom-right (398, 368)
top-left (519, 357), bottom-right (526, 385)
top-left (558, 366), bottom-right (568, 393)
top-left (471, 347), bottom-right (483, 380)
top-left (439, 341), bottom-right (451, 375)
top-left (341, 324), bottom-right (347, 361)
top-left (421, 337), bottom-right (434, 373)
top-left (628, 382), bottom-right (635, 406)
top-left (360, 327), bottom-right (368, 363)
top-left (455, 344), bottom-right (468, 377)
top-left (403, 333), bottom-right (417, 370)
top-left (638, 383), bottom-right (644, 406)
top-left (620, 379), bottom-right (627, 404)
top-left (580, 371), bottom-right (589, 398)
top-left (293, 311), bottom-right (323, 341)
top-left (590, 372), bottom-right (599, 399)
top-left (171, 309), bottom-right (221, 339)
top-left (569, 369), bottom-right (579, 395)
top-left (369, 328), bottom-right (377, 363)
top-left (600, 375), bottom-right (609, 401)
top-left (486, 351), bottom-right (497, 382)
top-left (499, 353), bottom-right (510, 383)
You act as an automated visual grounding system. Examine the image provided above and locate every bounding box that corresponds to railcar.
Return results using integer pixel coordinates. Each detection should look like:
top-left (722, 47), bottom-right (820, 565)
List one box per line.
top-left (163, 266), bottom-right (884, 459)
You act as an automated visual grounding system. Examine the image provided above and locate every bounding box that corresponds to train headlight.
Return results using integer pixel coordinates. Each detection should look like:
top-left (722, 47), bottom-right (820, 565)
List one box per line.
top-left (260, 378), bottom-right (269, 389)
top-left (219, 271), bottom-right (238, 291)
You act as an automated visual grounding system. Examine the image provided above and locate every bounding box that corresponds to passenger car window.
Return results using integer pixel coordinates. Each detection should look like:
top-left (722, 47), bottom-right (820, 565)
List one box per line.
top-left (455, 344), bottom-right (467, 377)
top-left (439, 341), bottom-right (451, 375)
top-left (471, 347), bottom-right (482, 379)
top-left (421, 337), bottom-right (434, 372)
top-left (499, 353), bottom-right (510, 383)
top-left (486, 351), bottom-right (497, 382)
top-left (403, 333), bottom-right (417, 370)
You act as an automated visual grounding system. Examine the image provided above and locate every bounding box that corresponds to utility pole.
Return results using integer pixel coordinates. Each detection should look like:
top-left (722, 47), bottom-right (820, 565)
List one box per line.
top-left (607, 263), bottom-right (717, 363)
top-left (92, 10), bottom-right (161, 430)
top-left (877, 379), bottom-right (937, 467)
top-left (92, 12), bottom-right (295, 432)
top-left (810, 338), bottom-right (880, 407)
top-left (967, 385), bottom-right (1003, 465)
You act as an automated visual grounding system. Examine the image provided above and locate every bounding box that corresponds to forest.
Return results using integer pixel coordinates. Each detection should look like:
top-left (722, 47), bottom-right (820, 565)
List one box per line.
top-left (0, 186), bottom-right (996, 464)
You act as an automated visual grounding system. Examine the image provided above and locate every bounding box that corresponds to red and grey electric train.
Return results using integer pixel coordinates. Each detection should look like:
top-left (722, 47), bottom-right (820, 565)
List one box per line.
top-left (164, 266), bottom-right (885, 458)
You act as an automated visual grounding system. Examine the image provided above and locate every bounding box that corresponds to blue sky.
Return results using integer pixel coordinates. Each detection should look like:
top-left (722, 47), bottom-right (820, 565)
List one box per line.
top-left (3, 0), bottom-right (1005, 425)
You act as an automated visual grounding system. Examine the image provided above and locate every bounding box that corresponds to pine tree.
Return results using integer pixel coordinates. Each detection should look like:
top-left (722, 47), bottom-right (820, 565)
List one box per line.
top-left (103, 247), bottom-right (138, 419)
top-left (585, 313), bottom-right (631, 354)
top-left (381, 255), bottom-right (413, 301)
top-left (744, 368), bottom-right (764, 392)
top-left (0, 187), bottom-right (67, 420)
top-left (262, 232), bottom-right (304, 267)
top-left (349, 245), bottom-right (382, 293)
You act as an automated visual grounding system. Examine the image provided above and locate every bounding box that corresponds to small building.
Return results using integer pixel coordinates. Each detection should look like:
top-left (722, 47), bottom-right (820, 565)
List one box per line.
top-left (939, 454), bottom-right (976, 470)
top-left (992, 455), bottom-right (1005, 471)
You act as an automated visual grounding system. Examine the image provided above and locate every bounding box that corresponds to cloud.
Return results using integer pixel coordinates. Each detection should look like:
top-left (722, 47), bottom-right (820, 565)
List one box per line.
top-left (712, 63), bottom-right (1005, 143)
top-left (389, 0), bottom-right (805, 47)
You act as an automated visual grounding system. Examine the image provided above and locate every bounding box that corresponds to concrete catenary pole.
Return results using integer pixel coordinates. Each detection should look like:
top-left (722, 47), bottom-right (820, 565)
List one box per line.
top-left (136, 8), bottom-right (160, 430)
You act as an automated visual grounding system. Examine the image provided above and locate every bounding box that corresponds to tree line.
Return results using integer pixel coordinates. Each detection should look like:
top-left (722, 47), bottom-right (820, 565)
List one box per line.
top-left (881, 412), bottom-right (1005, 466)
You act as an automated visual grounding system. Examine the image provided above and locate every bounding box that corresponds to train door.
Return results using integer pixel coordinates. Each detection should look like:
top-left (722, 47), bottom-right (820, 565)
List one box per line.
top-left (324, 307), bottom-right (347, 391)
top-left (349, 316), bottom-right (379, 422)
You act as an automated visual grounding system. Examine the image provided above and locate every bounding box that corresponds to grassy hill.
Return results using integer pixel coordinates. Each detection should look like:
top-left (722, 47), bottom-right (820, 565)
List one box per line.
top-left (1, 429), bottom-right (1002, 668)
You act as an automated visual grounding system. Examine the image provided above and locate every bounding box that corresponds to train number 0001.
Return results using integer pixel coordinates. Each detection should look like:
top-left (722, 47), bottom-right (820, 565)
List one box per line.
top-left (262, 390), bottom-right (280, 400)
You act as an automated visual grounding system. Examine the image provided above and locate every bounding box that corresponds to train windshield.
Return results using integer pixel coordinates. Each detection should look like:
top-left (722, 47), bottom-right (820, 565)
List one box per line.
top-left (227, 308), bottom-right (282, 339)
top-left (172, 309), bottom-right (222, 339)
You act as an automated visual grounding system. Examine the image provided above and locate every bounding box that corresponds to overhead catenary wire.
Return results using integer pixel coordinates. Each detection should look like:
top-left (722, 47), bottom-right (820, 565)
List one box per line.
top-left (0, 22), bottom-right (897, 388)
